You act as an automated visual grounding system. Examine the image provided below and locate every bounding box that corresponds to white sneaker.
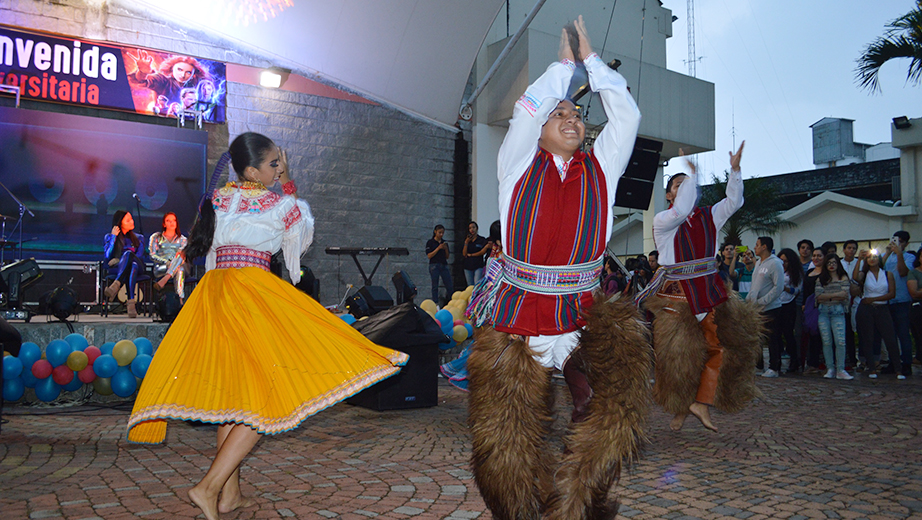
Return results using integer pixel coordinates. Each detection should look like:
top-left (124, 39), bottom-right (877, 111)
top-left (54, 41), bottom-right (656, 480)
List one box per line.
top-left (836, 370), bottom-right (853, 380)
top-left (824, 369), bottom-right (835, 379)
top-left (869, 373), bottom-right (878, 379)
top-left (761, 369), bottom-right (779, 378)
top-left (897, 374), bottom-right (907, 380)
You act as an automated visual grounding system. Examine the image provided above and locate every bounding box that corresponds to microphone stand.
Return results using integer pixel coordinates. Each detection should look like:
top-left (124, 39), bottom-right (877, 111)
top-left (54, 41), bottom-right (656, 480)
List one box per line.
top-left (0, 180), bottom-right (34, 261)
top-left (133, 195), bottom-right (144, 237)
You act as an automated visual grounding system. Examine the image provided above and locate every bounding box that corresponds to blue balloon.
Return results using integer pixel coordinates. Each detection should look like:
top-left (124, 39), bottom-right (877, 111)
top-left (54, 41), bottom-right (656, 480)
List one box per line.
top-left (64, 333), bottom-right (89, 352)
top-left (100, 342), bottom-right (116, 356)
top-left (438, 341), bottom-right (453, 351)
top-left (3, 355), bottom-right (23, 379)
top-left (21, 369), bottom-right (40, 388)
top-left (131, 354), bottom-right (152, 379)
top-left (94, 354), bottom-right (119, 378)
top-left (3, 376), bottom-right (24, 401)
top-left (35, 377), bottom-right (61, 402)
top-left (435, 309), bottom-right (453, 329)
top-left (111, 366), bottom-right (138, 397)
top-left (340, 314), bottom-right (357, 325)
top-left (46, 339), bottom-right (72, 367)
top-left (62, 372), bottom-right (84, 392)
top-left (18, 342), bottom-right (41, 369)
top-left (133, 337), bottom-right (154, 357)
top-left (464, 323), bottom-right (474, 338)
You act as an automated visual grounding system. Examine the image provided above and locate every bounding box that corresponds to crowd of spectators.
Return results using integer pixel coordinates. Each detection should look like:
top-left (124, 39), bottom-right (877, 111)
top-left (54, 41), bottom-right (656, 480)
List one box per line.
top-left (606, 230), bottom-right (922, 380)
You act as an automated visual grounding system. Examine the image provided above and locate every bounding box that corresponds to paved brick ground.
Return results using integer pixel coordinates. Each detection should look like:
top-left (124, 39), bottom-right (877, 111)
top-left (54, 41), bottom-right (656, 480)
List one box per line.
top-left (2, 371), bottom-right (921, 519)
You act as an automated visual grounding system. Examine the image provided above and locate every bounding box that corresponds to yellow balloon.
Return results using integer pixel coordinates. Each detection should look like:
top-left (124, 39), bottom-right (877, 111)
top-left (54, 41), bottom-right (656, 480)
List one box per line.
top-left (66, 350), bottom-right (89, 371)
top-left (452, 291), bottom-right (464, 301)
top-left (112, 340), bottom-right (138, 367)
top-left (448, 306), bottom-right (464, 321)
top-left (420, 299), bottom-right (438, 315)
top-left (452, 325), bottom-right (469, 343)
top-left (3, 350), bottom-right (9, 357)
top-left (93, 377), bottom-right (113, 396)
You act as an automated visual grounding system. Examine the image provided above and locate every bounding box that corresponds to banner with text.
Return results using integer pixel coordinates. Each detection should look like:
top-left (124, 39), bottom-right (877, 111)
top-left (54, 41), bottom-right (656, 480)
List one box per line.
top-left (0, 25), bottom-right (227, 123)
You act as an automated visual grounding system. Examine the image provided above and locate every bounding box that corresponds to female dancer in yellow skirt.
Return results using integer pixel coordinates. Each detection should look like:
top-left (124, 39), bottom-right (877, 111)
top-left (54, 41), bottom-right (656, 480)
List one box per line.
top-left (127, 132), bottom-right (408, 520)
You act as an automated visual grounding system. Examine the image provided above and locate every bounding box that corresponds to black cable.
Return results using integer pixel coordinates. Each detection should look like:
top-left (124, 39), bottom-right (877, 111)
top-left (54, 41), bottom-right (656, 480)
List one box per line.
top-left (584, 0), bottom-right (618, 123)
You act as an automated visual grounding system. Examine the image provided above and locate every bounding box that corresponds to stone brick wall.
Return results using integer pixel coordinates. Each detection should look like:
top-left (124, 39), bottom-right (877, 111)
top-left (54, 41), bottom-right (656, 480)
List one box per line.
top-left (2, 0), bottom-right (464, 306)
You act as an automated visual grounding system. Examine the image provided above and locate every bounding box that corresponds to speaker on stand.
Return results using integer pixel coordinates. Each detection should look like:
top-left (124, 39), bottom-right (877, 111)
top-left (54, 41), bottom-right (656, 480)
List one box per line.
top-left (614, 137), bottom-right (663, 210)
top-left (345, 285), bottom-right (394, 318)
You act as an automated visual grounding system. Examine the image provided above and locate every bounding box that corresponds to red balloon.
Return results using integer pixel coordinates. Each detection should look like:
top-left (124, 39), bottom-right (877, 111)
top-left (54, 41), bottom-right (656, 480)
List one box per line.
top-left (453, 319), bottom-right (464, 326)
top-left (84, 346), bottom-right (102, 365)
top-left (52, 365), bottom-right (74, 385)
top-left (32, 359), bottom-right (53, 379)
top-left (77, 365), bottom-right (97, 384)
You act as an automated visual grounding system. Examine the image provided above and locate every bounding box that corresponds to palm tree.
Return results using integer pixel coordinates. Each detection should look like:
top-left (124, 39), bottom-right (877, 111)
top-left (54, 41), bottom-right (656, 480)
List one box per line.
top-left (699, 172), bottom-right (796, 246)
top-left (855, 1), bottom-right (922, 92)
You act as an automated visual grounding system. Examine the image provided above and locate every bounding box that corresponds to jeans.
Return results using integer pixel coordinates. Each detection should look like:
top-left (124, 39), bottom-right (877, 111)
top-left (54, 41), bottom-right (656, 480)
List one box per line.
top-left (817, 303), bottom-right (847, 372)
top-left (429, 263), bottom-right (453, 303)
top-left (889, 302), bottom-right (913, 375)
top-left (765, 307), bottom-right (784, 372)
top-left (464, 268), bottom-right (484, 287)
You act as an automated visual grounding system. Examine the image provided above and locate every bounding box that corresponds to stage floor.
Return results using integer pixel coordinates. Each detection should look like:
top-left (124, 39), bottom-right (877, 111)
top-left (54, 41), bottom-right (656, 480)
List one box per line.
top-left (9, 312), bottom-right (171, 352)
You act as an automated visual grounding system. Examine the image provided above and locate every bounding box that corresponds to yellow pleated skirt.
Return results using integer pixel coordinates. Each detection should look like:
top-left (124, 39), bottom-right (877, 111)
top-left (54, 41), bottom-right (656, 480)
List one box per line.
top-left (127, 267), bottom-right (408, 444)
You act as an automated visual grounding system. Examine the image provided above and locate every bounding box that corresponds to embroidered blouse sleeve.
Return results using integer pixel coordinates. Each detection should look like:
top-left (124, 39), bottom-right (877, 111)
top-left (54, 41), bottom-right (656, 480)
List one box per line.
top-left (584, 53), bottom-right (642, 209)
top-left (280, 197), bottom-right (314, 285)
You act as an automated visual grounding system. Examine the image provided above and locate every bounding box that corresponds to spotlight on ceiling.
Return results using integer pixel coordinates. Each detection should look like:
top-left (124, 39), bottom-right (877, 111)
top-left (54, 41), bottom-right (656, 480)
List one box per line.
top-left (260, 67), bottom-right (290, 89)
top-left (893, 116), bottom-right (912, 130)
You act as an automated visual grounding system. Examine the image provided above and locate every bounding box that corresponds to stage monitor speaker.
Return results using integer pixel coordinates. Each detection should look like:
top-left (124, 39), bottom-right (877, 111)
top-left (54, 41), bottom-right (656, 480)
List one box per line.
top-left (347, 302), bottom-right (446, 410)
top-left (22, 261), bottom-right (96, 306)
top-left (615, 137), bottom-right (663, 210)
top-left (346, 285), bottom-right (393, 318)
top-left (1, 259), bottom-right (42, 307)
top-left (392, 271), bottom-right (417, 304)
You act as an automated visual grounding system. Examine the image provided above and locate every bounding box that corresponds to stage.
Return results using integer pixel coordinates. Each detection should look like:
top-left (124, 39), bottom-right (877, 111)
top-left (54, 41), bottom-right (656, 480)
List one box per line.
top-left (8, 312), bottom-right (170, 354)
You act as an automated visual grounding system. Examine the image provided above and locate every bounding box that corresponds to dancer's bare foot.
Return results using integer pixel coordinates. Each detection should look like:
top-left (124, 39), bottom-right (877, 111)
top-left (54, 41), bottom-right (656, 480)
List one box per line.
top-left (689, 402), bottom-right (717, 432)
top-left (670, 413), bottom-right (687, 431)
top-left (218, 495), bottom-right (256, 514)
top-left (188, 485), bottom-right (220, 520)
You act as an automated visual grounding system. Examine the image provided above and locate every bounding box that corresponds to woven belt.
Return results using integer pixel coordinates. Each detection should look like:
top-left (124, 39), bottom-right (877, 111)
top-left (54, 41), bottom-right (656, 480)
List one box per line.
top-left (502, 255), bottom-right (602, 295)
top-left (633, 257), bottom-right (718, 306)
top-left (215, 246), bottom-right (271, 271)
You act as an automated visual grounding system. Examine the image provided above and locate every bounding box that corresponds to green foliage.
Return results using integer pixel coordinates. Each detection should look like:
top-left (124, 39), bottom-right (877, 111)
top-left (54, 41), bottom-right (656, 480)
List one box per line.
top-left (855, 1), bottom-right (922, 93)
top-left (699, 171), bottom-right (796, 245)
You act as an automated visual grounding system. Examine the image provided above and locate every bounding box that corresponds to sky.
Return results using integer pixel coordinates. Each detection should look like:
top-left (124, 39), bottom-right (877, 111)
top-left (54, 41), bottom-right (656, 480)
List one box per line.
top-left (659, 0), bottom-right (919, 182)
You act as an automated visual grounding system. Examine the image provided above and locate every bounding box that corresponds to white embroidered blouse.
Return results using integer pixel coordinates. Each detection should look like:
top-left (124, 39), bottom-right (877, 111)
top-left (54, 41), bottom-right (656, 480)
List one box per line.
top-left (206, 181), bottom-right (315, 284)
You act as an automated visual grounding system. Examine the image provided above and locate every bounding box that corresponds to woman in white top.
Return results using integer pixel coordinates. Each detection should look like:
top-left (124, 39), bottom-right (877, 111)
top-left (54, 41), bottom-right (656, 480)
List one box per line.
top-left (853, 249), bottom-right (902, 379)
top-left (127, 133), bottom-right (408, 520)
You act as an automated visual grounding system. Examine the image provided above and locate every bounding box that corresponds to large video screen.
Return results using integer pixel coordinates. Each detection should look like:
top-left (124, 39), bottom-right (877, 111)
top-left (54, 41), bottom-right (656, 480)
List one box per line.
top-left (0, 106), bottom-right (207, 261)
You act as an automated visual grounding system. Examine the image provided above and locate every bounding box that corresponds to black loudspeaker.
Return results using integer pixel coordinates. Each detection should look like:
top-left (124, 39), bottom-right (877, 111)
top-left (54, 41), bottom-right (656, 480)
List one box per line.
top-left (346, 285), bottom-right (393, 318)
top-left (615, 137), bottom-right (663, 210)
top-left (1, 259), bottom-right (42, 307)
top-left (156, 292), bottom-right (182, 323)
top-left (392, 271), bottom-right (417, 304)
top-left (295, 266), bottom-right (320, 302)
top-left (347, 302), bottom-right (447, 410)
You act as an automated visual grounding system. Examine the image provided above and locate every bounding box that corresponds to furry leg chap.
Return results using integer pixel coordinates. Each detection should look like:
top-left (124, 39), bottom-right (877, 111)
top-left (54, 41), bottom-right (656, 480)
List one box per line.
top-left (468, 297), bottom-right (652, 520)
top-left (645, 291), bottom-right (764, 416)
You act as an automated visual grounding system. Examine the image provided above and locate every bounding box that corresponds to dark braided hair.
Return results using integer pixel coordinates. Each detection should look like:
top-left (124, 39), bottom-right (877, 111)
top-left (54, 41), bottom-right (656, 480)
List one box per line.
top-left (184, 132), bottom-right (276, 260)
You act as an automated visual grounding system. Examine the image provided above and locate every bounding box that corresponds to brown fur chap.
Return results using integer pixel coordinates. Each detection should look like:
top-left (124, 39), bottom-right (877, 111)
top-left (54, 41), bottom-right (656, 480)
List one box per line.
top-left (468, 297), bottom-right (652, 520)
top-left (468, 326), bottom-right (556, 520)
top-left (546, 298), bottom-right (652, 520)
top-left (645, 292), bottom-right (764, 415)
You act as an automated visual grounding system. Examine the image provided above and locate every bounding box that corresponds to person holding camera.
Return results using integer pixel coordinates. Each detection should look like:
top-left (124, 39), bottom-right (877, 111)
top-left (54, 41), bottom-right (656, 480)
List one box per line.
top-left (425, 224), bottom-right (452, 305)
top-left (461, 221), bottom-right (490, 286)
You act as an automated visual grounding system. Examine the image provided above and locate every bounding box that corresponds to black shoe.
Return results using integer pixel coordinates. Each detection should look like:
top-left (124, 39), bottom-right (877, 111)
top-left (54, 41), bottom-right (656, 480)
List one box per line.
top-left (880, 364), bottom-right (896, 374)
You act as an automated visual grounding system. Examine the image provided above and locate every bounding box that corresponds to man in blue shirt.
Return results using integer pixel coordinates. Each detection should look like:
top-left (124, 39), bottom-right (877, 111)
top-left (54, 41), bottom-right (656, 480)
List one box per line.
top-left (882, 230), bottom-right (915, 378)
